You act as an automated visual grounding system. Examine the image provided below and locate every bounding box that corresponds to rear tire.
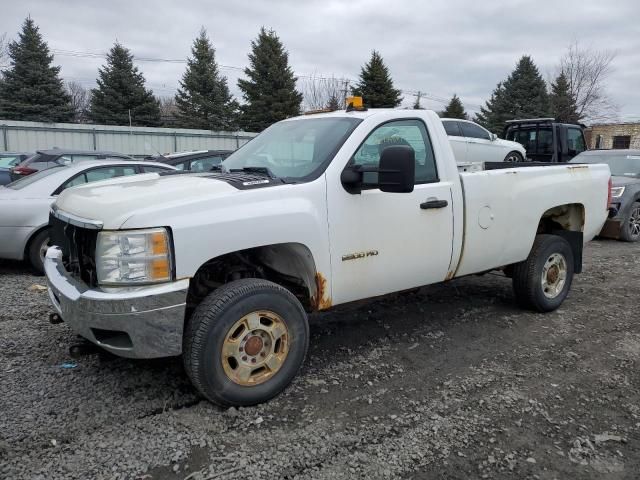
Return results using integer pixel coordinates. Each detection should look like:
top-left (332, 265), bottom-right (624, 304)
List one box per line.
top-left (619, 201), bottom-right (640, 242)
top-left (504, 151), bottom-right (524, 162)
top-left (512, 234), bottom-right (574, 312)
top-left (27, 229), bottom-right (50, 275)
top-left (183, 278), bottom-right (309, 407)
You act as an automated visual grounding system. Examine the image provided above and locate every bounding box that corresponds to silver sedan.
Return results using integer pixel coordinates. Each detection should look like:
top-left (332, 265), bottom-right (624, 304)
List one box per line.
top-left (0, 159), bottom-right (176, 273)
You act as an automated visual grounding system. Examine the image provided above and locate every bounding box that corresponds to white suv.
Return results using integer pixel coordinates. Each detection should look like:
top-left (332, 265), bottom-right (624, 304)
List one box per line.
top-left (442, 119), bottom-right (527, 163)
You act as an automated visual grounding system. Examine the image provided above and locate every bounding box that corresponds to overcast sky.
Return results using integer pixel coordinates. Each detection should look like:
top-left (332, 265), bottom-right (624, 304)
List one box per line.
top-left (2, 0), bottom-right (639, 121)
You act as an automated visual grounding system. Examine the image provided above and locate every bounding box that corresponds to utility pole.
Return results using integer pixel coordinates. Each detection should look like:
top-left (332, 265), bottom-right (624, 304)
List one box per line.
top-left (340, 79), bottom-right (351, 108)
top-left (412, 91), bottom-right (423, 110)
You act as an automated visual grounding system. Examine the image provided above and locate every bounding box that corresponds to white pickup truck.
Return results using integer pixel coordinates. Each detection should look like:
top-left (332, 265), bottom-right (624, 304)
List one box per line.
top-left (45, 108), bottom-right (611, 407)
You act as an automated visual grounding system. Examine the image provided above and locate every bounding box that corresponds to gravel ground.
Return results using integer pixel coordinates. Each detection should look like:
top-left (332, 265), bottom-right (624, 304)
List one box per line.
top-left (1, 238), bottom-right (639, 480)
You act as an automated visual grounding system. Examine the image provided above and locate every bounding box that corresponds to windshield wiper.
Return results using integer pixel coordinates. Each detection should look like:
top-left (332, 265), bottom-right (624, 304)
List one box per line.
top-left (229, 166), bottom-right (277, 178)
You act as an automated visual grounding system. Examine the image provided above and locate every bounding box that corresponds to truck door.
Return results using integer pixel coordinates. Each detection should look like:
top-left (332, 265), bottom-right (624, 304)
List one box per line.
top-left (326, 118), bottom-right (454, 305)
top-left (460, 121), bottom-right (502, 162)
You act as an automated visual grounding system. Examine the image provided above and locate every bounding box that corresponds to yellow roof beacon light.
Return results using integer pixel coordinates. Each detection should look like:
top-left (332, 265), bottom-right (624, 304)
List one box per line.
top-left (345, 96), bottom-right (367, 112)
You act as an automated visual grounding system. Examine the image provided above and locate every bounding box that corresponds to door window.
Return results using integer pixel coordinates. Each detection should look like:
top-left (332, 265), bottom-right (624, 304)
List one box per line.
top-left (70, 154), bottom-right (101, 163)
top-left (190, 156), bottom-right (223, 171)
top-left (352, 119), bottom-right (438, 185)
top-left (59, 166), bottom-right (137, 192)
top-left (442, 121), bottom-right (463, 137)
top-left (460, 122), bottom-right (491, 140)
top-left (142, 165), bottom-right (171, 173)
top-left (567, 128), bottom-right (586, 154)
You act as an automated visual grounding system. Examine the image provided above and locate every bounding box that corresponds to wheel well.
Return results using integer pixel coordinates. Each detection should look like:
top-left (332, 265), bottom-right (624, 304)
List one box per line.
top-left (537, 203), bottom-right (585, 273)
top-left (24, 226), bottom-right (48, 260)
top-left (186, 243), bottom-right (326, 318)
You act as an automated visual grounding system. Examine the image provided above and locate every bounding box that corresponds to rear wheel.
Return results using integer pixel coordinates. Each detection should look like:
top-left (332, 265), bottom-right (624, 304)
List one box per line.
top-left (512, 234), bottom-right (574, 312)
top-left (504, 151), bottom-right (524, 162)
top-left (27, 229), bottom-right (50, 275)
top-left (620, 201), bottom-right (640, 242)
top-left (183, 278), bottom-right (309, 406)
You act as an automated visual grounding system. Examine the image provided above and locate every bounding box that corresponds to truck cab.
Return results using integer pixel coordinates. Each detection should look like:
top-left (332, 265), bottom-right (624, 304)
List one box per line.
top-left (503, 118), bottom-right (587, 162)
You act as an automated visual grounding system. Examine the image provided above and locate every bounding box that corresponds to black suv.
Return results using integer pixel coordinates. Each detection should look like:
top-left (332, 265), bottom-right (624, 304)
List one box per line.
top-left (503, 118), bottom-right (587, 162)
top-left (11, 149), bottom-right (133, 181)
top-left (151, 150), bottom-right (233, 171)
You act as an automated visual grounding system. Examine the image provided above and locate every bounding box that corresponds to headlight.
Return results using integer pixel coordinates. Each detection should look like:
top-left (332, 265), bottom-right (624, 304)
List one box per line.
top-left (611, 186), bottom-right (625, 198)
top-left (96, 228), bottom-right (172, 285)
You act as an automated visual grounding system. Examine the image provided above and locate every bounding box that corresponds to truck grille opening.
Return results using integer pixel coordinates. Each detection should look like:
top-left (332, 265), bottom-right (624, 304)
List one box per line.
top-left (49, 214), bottom-right (99, 286)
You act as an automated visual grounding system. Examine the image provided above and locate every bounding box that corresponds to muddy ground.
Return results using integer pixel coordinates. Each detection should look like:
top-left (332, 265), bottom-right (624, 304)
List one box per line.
top-left (1, 238), bottom-right (639, 479)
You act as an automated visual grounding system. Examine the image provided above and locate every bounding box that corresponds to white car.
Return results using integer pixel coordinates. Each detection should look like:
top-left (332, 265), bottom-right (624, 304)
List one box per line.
top-left (46, 108), bottom-right (609, 407)
top-left (442, 118), bottom-right (527, 163)
top-left (0, 159), bottom-right (175, 273)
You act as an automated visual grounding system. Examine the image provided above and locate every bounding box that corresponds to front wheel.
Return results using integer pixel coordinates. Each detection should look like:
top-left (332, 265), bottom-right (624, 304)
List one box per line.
top-left (512, 234), bottom-right (574, 312)
top-left (183, 278), bottom-right (309, 406)
top-left (504, 151), bottom-right (524, 162)
top-left (619, 201), bottom-right (640, 242)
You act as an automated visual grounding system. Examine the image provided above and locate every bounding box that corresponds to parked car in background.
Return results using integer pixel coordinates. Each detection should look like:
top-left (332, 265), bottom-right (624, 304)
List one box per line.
top-left (10, 149), bottom-right (133, 182)
top-left (0, 160), bottom-right (175, 273)
top-left (504, 118), bottom-right (587, 162)
top-left (0, 152), bottom-right (33, 186)
top-left (151, 150), bottom-right (233, 171)
top-left (571, 149), bottom-right (640, 241)
top-left (442, 119), bottom-right (526, 163)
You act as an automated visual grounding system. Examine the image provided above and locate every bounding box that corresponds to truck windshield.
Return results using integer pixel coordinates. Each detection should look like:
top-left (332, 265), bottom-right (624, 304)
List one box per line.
top-left (222, 117), bottom-right (361, 180)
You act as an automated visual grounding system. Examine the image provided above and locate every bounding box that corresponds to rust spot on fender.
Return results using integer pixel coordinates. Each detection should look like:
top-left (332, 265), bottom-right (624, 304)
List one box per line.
top-left (311, 272), bottom-right (332, 311)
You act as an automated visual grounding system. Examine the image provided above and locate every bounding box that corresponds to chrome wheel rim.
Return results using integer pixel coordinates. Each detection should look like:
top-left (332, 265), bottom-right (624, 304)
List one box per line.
top-left (541, 253), bottom-right (567, 299)
top-left (221, 311), bottom-right (289, 386)
top-left (39, 237), bottom-right (50, 265)
top-left (629, 207), bottom-right (640, 238)
top-left (507, 153), bottom-right (522, 162)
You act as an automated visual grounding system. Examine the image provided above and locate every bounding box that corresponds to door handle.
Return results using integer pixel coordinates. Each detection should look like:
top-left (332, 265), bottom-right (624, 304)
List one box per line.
top-left (420, 199), bottom-right (448, 209)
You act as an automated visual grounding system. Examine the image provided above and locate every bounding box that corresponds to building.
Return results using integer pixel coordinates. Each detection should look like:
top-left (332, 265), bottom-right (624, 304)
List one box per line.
top-left (585, 122), bottom-right (640, 150)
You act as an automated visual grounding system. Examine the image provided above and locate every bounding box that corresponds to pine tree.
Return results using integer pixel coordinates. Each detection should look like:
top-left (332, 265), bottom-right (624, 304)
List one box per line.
top-left (352, 51), bottom-right (402, 108)
top-left (476, 56), bottom-right (550, 134)
top-left (326, 94), bottom-right (341, 111)
top-left (89, 42), bottom-right (161, 126)
top-left (237, 28), bottom-right (302, 132)
top-left (549, 71), bottom-right (579, 123)
top-left (175, 28), bottom-right (239, 130)
top-left (0, 17), bottom-right (73, 122)
top-left (441, 94), bottom-right (467, 119)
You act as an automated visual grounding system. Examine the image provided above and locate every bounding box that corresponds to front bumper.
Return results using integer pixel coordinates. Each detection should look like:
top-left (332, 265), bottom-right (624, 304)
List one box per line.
top-left (45, 246), bottom-right (189, 358)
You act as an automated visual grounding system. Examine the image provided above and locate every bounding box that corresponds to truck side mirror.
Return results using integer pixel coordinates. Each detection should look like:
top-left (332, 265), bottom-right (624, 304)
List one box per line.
top-left (378, 145), bottom-right (415, 193)
top-left (490, 133), bottom-right (498, 141)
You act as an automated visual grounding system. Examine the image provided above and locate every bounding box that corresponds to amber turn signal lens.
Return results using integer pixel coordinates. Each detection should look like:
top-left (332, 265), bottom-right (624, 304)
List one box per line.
top-left (150, 258), bottom-right (170, 281)
top-left (151, 232), bottom-right (168, 255)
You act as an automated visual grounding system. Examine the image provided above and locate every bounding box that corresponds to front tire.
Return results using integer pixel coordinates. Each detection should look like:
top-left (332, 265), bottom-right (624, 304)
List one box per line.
top-left (512, 234), bottom-right (574, 312)
top-left (504, 151), bottom-right (524, 162)
top-left (183, 279), bottom-right (309, 407)
top-left (27, 229), bottom-right (50, 275)
top-left (619, 201), bottom-right (640, 242)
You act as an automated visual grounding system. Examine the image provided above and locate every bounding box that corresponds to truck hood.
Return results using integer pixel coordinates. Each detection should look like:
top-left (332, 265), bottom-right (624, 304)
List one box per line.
top-left (54, 174), bottom-right (238, 229)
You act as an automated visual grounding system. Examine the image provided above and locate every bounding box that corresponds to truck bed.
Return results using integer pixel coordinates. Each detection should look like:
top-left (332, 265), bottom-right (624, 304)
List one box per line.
top-left (454, 163), bottom-right (610, 277)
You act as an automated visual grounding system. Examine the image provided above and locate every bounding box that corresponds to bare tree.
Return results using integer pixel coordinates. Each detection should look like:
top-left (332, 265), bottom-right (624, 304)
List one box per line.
top-left (559, 42), bottom-right (619, 123)
top-left (158, 96), bottom-right (178, 125)
top-left (66, 81), bottom-right (91, 123)
top-left (301, 74), bottom-right (347, 111)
